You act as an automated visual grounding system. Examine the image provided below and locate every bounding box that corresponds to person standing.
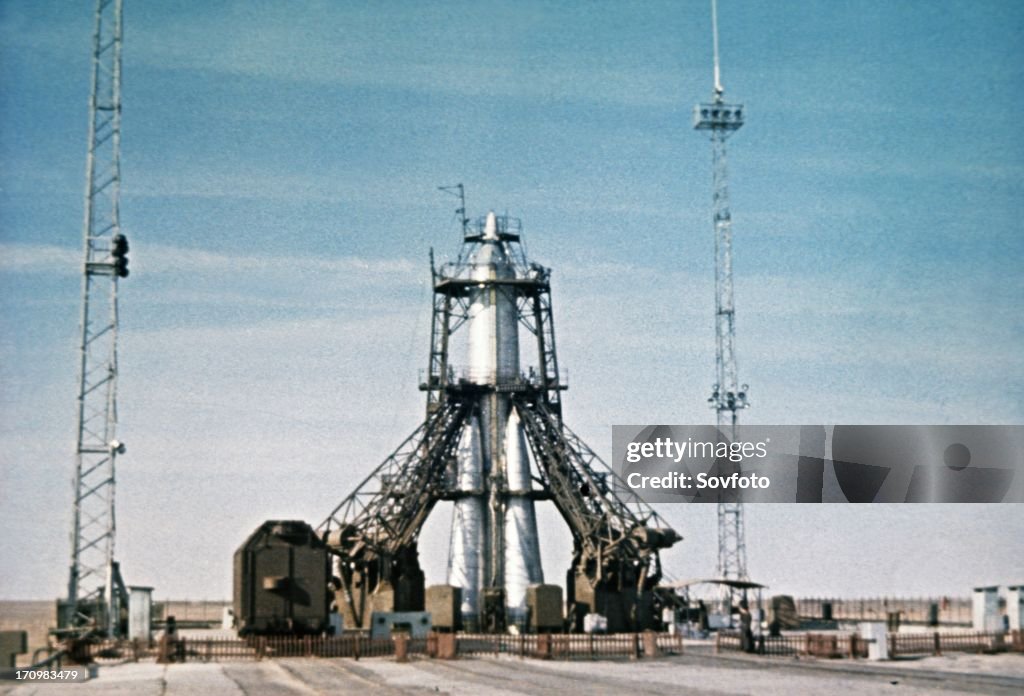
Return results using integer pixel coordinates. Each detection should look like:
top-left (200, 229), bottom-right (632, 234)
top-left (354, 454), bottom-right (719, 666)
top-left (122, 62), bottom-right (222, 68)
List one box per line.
top-left (739, 599), bottom-right (754, 653)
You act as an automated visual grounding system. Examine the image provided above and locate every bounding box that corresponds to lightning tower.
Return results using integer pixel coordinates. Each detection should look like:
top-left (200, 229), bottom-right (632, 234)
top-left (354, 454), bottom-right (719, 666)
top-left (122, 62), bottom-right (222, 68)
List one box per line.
top-left (694, 0), bottom-right (750, 603)
top-left (62, 0), bottom-right (130, 637)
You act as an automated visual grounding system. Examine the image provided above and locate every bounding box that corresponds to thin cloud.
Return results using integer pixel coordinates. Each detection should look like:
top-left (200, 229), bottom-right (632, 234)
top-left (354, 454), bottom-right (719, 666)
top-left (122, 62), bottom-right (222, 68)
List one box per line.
top-left (0, 244), bottom-right (79, 272)
top-left (0, 2), bottom-right (693, 108)
top-left (0, 242), bottom-right (419, 279)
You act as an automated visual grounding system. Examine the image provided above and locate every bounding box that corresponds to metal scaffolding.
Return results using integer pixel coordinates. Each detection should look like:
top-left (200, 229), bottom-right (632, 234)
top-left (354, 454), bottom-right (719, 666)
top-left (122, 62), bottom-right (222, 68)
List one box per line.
top-left (319, 206), bottom-right (680, 633)
top-left (63, 0), bottom-right (129, 637)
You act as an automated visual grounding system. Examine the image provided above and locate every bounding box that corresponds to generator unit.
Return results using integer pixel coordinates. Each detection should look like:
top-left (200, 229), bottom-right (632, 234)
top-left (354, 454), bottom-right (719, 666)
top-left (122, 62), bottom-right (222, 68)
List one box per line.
top-left (233, 520), bottom-right (331, 636)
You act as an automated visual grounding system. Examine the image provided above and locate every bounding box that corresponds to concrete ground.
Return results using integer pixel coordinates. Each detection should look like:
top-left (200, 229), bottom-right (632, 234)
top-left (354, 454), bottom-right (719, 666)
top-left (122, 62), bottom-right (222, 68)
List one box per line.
top-left (2, 652), bottom-right (1023, 696)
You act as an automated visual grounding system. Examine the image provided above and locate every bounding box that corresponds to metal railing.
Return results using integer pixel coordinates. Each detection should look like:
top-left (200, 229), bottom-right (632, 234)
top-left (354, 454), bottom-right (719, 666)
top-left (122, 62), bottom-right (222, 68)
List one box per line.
top-left (0, 647), bottom-right (70, 679)
top-left (715, 631), bottom-right (867, 658)
top-left (715, 630), bottom-right (1024, 659)
top-left (52, 629), bottom-right (1024, 665)
top-left (888, 630), bottom-right (1022, 657)
top-left (419, 367), bottom-right (568, 391)
top-left (65, 631), bottom-right (680, 664)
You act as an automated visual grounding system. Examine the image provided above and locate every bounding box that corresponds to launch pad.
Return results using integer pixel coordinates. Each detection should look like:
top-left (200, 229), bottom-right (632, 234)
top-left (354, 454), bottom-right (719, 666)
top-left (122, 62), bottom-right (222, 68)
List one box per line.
top-left (316, 210), bottom-right (681, 634)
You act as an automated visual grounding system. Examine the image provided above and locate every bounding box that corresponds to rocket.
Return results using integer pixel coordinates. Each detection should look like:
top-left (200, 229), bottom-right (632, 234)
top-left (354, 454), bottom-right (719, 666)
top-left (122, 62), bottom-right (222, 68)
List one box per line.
top-left (447, 211), bottom-right (544, 630)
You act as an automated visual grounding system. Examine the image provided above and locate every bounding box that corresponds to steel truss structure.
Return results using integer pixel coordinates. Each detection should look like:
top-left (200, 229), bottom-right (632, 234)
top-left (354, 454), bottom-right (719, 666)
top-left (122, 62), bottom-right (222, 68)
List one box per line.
top-left (320, 213), bottom-right (680, 632)
top-left (63, 0), bottom-right (129, 637)
top-left (694, 0), bottom-right (751, 611)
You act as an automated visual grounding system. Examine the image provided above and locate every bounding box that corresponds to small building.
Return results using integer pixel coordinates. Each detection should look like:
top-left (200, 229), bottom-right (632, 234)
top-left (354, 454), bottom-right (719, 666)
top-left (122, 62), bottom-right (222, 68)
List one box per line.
top-left (972, 586), bottom-right (1001, 632)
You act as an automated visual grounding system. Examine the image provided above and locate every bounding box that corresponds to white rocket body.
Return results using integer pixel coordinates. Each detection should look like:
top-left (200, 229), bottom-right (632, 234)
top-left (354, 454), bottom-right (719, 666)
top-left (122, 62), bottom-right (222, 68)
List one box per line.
top-left (447, 212), bottom-right (544, 629)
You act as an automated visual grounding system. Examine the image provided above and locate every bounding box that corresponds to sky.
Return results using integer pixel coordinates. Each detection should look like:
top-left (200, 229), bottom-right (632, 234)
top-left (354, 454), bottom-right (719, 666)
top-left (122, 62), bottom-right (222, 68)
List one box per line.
top-left (1, 0), bottom-right (1022, 601)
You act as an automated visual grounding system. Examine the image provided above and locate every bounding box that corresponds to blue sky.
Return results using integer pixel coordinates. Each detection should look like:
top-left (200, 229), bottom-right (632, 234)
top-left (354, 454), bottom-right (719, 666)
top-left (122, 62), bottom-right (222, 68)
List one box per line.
top-left (1, 1), bottom-right (1022, 600)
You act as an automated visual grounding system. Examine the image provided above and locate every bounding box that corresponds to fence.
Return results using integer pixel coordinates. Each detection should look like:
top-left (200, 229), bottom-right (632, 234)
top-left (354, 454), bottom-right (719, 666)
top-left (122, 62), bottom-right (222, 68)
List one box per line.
top-left (715, 630), bottom-right (1024, 659)
top-left (888, 630), bottom-right (1024, 657)
top-left (793, 597), bottom-right (972, 626)
top-left (450, 633), bottom-right (677, 659)
top-left (715, 632), bottom-right (867, 658)
top-left (455, 634), bottom-right (529, 657)
top-left (71, 631), bottom-right (681, 664)
top-left (75, 635), bottom-right (402, 663)
top-left (424, 632), bottom-right (682, 660)
top-left (63, 629), bottom-right (1024, 665)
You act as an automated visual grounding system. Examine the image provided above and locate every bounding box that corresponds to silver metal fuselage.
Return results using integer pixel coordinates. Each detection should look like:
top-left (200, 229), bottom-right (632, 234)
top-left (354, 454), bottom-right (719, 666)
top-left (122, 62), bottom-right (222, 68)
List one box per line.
top-left (447, 213), bottom-right (544, 629)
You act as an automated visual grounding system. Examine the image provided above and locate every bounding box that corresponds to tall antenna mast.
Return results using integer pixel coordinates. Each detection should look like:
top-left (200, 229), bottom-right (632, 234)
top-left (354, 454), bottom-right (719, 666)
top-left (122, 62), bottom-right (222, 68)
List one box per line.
top-left (63, 0), bottom-right (131, 638)
top-left (694, 0), bottom-right (750, 612)
top-left (711, 0), bottom-right (724, 97)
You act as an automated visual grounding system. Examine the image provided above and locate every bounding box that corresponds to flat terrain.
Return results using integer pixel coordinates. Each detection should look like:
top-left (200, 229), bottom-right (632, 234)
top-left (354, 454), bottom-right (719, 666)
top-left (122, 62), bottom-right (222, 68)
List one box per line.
top-left (0, 600), bottom-right (230, 666)
top-left (3, 652), bottom-right (1023, 695)
top-left (0, 601), bottom-right (55, 659)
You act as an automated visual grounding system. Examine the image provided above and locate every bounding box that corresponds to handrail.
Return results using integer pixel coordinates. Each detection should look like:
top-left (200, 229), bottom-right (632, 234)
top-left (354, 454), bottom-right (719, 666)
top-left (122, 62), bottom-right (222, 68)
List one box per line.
top-left (0, 647), bottom-right (67, 678)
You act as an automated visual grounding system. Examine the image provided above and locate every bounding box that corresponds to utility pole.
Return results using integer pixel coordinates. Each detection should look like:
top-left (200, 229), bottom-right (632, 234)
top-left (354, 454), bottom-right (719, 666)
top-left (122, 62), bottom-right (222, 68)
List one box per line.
top-left (63, 0), bottom-right (130, 637)
top-left (694, 0), bottom-right (751, 610)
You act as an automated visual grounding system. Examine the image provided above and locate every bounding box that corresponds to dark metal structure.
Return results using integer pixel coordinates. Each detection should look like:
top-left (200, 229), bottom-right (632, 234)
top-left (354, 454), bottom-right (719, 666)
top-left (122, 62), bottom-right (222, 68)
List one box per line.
top-left (319, 206), bottom-right (681, 633)
top-left (234, 521), bottom-right (331, 636)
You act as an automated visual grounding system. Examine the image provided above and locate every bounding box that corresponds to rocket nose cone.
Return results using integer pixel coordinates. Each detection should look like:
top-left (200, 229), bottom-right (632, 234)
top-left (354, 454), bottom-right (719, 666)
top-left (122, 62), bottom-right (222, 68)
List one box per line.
top-left (484, 211), bottom-right (498, 240)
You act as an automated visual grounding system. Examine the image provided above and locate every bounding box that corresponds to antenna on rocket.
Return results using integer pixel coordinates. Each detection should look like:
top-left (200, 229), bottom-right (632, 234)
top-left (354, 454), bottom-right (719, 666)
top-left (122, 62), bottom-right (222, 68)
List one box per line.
top-left (711, 0), bottom-right (724, 100)
top-left (438, 184), bottom-right (469, 237)
top-left (439, 183), bottom-right (474, 266)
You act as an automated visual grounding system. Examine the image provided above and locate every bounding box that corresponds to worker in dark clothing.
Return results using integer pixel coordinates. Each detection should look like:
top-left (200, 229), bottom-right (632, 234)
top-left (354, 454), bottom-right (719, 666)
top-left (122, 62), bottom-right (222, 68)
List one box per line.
top-left (739, 599), bottom-right (754, 653)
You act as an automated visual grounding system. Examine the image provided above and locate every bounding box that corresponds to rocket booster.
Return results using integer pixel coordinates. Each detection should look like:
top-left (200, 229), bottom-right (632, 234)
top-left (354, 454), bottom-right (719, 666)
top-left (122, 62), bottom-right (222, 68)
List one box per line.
top-left (447, 212), bottom-right (544, 629)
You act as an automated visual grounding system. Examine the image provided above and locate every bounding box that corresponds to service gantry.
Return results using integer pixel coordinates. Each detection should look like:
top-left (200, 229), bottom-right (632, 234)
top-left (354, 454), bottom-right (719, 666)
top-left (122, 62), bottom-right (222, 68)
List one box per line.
top-left (319, 200), bottom-right (680, 633)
